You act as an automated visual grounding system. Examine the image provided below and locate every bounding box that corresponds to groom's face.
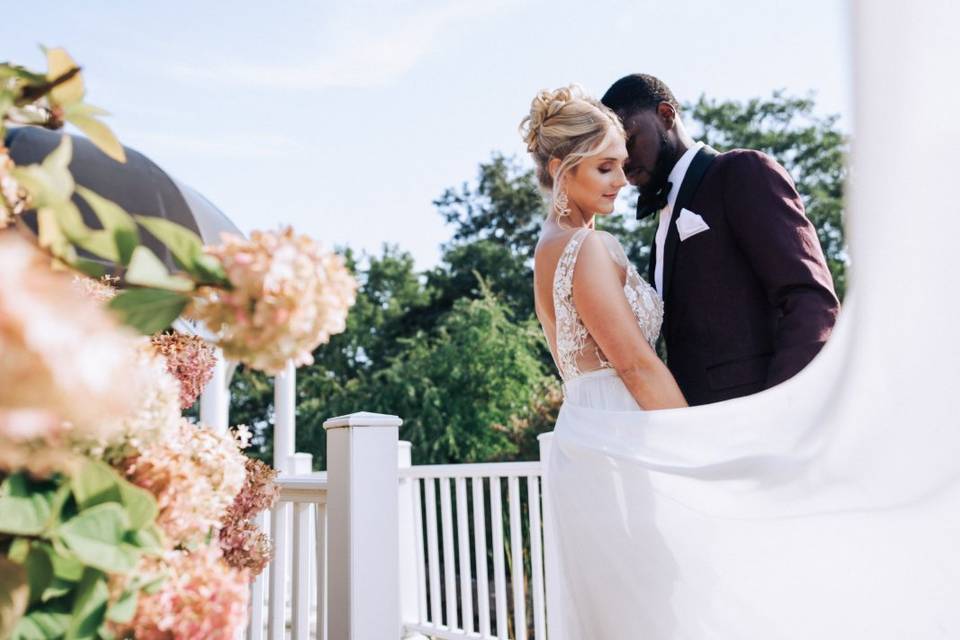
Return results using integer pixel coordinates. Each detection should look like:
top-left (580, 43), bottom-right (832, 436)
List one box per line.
top-left (620, 108), bottom-right (674, 193)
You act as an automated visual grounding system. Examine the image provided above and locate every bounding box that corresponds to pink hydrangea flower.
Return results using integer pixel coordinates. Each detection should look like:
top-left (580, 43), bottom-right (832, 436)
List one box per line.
top-left (188, 227), bottom-right (357, 374)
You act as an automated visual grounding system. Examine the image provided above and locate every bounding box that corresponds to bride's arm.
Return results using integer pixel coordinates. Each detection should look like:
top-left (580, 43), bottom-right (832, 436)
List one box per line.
top-left (573, 233), bottom-right (688, 410)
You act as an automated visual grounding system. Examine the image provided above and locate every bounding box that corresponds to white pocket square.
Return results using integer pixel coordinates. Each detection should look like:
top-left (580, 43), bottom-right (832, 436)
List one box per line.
top-left (676, 207), bottom-right (710, 241)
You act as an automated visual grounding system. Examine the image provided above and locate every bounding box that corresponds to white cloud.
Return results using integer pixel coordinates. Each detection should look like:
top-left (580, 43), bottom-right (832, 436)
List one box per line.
top-left (162, 1), bottom-right (513, 90)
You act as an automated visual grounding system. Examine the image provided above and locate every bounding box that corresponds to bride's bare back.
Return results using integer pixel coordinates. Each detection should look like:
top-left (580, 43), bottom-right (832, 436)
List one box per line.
top-left (534, 221), bottom-right (686, 409)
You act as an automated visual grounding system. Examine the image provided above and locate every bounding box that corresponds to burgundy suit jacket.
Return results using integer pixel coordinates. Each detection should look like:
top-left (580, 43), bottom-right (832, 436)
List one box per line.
top-left (653, 147), bottom-right (840, 406)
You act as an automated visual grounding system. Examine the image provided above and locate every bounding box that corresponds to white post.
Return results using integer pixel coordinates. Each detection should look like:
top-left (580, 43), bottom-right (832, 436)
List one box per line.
top-left (398, 441), bottom-right (429, 640)
top-left (324, 412), bottom-right (402, 640)
top-left (199, 348), bottom-right (229, 433)
top-left (273, 360), bottom-right (296, 474)
top-left (537, 432), bottom-right (558, 640)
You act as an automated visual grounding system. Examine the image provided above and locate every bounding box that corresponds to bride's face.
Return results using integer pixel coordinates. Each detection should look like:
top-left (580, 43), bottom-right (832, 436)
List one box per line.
top-left (565, 130), bottom-right (628, 217)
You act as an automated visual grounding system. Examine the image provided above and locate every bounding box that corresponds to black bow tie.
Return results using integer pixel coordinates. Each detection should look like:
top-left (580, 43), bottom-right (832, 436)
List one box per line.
top-left (636, 181), bottom-right (672, 220)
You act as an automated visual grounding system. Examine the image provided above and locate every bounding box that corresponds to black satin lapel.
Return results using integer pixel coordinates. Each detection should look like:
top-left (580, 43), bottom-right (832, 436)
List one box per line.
top-left (660, 146), bottom-right (719, 303)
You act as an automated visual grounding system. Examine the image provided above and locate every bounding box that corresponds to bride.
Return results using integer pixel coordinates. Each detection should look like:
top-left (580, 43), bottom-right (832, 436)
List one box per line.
top-left (523, 85), bottom-right (689, 639)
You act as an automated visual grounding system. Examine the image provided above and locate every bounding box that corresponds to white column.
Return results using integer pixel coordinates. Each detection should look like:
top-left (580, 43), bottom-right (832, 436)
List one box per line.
top-left (324, 411), bottom-right (402, 640)
top-left (273, 360), bottom-right (296, 474)
top-left (397, 441), bottom-right (429, 640)
top-left (199, 348), bottom-right (229, 433)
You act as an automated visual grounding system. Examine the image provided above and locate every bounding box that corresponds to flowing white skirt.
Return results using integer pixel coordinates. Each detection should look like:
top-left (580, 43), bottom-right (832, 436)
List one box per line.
top-left (543, 368), bottom-right (960, 640)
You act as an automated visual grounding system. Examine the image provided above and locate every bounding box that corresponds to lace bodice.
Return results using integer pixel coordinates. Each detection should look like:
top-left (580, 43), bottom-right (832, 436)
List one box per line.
top-left (551, 228), bottom-right (663, 381)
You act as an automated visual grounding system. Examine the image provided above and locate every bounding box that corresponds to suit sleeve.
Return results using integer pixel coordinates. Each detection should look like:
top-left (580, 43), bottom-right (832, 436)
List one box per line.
top-left (722, 150), bottom-right (840, 387)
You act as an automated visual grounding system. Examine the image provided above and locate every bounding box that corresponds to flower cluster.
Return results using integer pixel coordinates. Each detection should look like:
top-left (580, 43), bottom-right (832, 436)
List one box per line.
top-left (150, 332), bottom-right (217, 410)
top-left (0, 233), bottom-right (144, 474)
top-left (218, 456), bottom-right (279, 574)
top-left (115, 546), bottom-right (248, 640)
top-left (0, 144), bottom-right (27, 228)
top-left (70, 273), bottom-right (118, 303)
top-left (188, 227), bottom-right (358, 374)
top-left (122, 419), bottom-right (246, 548)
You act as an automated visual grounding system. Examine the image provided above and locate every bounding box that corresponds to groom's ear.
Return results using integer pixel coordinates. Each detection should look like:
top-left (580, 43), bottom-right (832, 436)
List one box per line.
top-left (656, 102), bottom-right (678, 130)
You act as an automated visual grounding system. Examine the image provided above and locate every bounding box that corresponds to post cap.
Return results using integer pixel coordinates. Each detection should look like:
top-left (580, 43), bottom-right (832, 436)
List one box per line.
top-left (323, 411), bottom-right (404, 430)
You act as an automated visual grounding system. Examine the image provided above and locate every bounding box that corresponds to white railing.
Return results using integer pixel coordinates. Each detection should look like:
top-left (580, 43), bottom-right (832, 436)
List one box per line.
top-left (402, 462), bottom-right (547, 640)
top-left (244, 420), bottom-right (552, 640)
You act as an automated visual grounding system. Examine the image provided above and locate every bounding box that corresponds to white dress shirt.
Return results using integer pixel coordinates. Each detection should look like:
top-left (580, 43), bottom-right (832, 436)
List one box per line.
top-left (654, 141), bottom-right (704, 296)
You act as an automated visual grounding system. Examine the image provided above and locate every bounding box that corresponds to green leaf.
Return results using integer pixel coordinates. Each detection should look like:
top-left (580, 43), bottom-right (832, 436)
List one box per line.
top-left (128, 522), bottom-right (163, 553)
top-left (104, 587), bottom-right (137, 624)
top-left (133, 215), bottom-right (205, 273)
top-left (75, 186), bottom-right (139, 265)
top-left (10, 607), bottom-right (70, 640)
top-left (117, 480), bottom-right (157, 532)
top-left (36, 207), bottom-right (76, 262)
top-left (66, 114), bottom-right (125, 164)
top-left (40, 577), bottom-right (74, 603)
top-left (191, 253), bottom-right (230, 287)
top-left (0, 475), bottom-right (57, 536)
top-left (65, 569), bottom-right (108, 640)
top-left (72, 258), bottom-right (108, 279)
top-left (70, 460), bottom-right (121, 512)
top-left (46, 546), bottom-right (84, 583)
top-left (22, 545), bottom-right (53, 606)
top-left (62, 102), bottom-right (109, 118)
top-left (107, 288), bottom-right (190, 334)
top-left (57, 504), bottom-right (138, 574)
top-left (45, 47), bottom-right (84, 106)
top-left (0, 557), bottom-right (28, 640)
top-left (11, 136), bottom-right (74, 208)
top-left (125, 246), bottom-right (194, 292)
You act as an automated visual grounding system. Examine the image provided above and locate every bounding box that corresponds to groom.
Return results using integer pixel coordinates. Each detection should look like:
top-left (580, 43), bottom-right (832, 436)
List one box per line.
top-left (602, 74), bottom-right (840, 406)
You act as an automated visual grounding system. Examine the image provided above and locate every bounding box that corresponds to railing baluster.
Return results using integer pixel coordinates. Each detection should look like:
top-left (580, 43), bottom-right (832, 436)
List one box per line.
top-left (509, 477), bottom-right (527, 640)
top-left (246, 510), bottom-right (266, 640)
top-left (472, 477), bottom-right (491, 638)
top-left (292, 501), bottom-right (312, 639)
top-left (315, 501), bottom-right (327, 640)
top-left (527, 477), bottom-right (546, 640)
top-left (439, 476), bottom-right (459, 630)
top-left (490, 476), bottom-right (508, 640)
top-left (424, 477), bottom-right (443, 628)
top-left (412, 477), bottom-right (428, 625)
top-left (455, 477), bottom-right (475, 634)
top-left (268, 502), bottom-right (289, 640)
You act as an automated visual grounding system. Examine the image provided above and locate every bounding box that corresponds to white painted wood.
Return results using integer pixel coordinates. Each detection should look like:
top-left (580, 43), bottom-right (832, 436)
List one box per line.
top-left (199, 348), bottom-right (229, 433)
top-left (537, 434), bottom-right (557, 640)
top-left (424, 478), bottom-right (443, 628)
top-left (323, 412), bottom-right (401, 640)
top-left (268, 502), bottom-right (289, 640)
top-left (400, 462), bottom-right (541, 479)
top-left (508, 477), bottom-right (527, 640)
top-left (412, 478), bottom-right (428, 624)
top-left (314, 502), bottom-right (327, 640)
top-left (472, 477), bottom-right (491, 638)
top-left (527, 477), bottom-right (546, 640)
top-left (398, 442), bottom-right (430, 640)
top-left (455, 477), bottom-right (475, 634)
top-left (439, 477), bottom-right (459, 629)
top-left (292, 501), bottom-right (312, 639)
top-left (246, 510), bottom-right (266, 640)
top-left (273, 361), bottom-right (296, 473)
top-left (490, 478), bottom-right (508, 640)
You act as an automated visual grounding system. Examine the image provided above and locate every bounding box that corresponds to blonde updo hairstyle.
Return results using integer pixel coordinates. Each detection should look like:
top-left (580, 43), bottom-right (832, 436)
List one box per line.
top-left (519, 84), bottom-right (625, 216)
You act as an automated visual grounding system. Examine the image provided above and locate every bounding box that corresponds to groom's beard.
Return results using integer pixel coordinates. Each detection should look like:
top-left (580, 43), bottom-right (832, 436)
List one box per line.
top-left (635, 133), bottom-right (675, 209)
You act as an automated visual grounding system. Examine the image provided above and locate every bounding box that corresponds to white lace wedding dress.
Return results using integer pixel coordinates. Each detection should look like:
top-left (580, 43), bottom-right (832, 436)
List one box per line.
top-left (539, 227), bottom-right (960, 639)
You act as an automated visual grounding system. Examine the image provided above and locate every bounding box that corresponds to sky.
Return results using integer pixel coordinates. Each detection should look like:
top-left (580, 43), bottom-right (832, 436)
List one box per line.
top-left (8, 0), bottom-right (852, 271)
